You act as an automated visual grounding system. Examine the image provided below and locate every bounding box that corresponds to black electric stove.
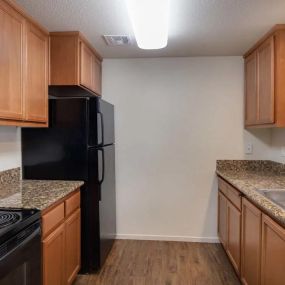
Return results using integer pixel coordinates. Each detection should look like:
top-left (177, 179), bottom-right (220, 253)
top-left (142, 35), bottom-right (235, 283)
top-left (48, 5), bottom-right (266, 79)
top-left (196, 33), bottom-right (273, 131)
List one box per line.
top-left (0, 208), bottom-right (41, 285)
top-left (0, 208), bottom-right (40, 244)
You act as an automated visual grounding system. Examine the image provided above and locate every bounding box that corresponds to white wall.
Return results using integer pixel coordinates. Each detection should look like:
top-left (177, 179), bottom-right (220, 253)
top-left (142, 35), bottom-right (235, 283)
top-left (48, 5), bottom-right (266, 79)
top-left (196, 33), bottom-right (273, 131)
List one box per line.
top-left (102, 57), bottom-right (272, 241)
top-left (268, 129), bottom-right (285, 163)
top-left (0, 127), bottom-right (21, 171)
top-left (0, 56), bottom-right (279, 241)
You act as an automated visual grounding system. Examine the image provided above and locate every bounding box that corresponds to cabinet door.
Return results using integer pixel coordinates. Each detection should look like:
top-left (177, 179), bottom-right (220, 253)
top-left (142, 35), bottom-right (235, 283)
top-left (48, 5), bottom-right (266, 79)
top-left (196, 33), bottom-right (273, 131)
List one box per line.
top-left (245, 52), bottom-right (258, 126)
top-left (25, 22), bottom-right (48, 123)
top-left (227, 201), bottom-right (241, 274)
top-left (92, 56), bottom-right (102, 95)
top-left (218, 191), bottom-right (228, 248)
top-left (65, 208), bottom-right (81, 285)
top-left (257, 36), bottom-right (275, 124)
top-left (80, 41), bottom-right (93, 90)
top-left (0, 1), bottom-right (25, 120)
top-left (43, 223), bottom-right (65, 285)
top-left (261, 214), bottom-right (285, 285)
top-left (241, 198), bottom-right (262, 285)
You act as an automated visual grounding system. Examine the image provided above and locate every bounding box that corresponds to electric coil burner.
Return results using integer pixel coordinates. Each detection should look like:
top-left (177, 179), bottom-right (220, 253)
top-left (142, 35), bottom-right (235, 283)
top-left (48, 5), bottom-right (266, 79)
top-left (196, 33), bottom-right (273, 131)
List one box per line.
top-left (0, 208), bottom-right (41, 285)
top-left (0, 212), bottom-right (20, 228)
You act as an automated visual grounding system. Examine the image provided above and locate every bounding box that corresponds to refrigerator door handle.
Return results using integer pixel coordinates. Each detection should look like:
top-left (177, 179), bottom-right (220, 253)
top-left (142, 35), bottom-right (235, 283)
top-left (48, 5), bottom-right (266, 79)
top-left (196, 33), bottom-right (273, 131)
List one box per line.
top-left (98, 148), bottom-right (105, 201)
top-left (98, 148), bottom-right (105, 185)
top-left (98, 111), bottom-right (104, 146)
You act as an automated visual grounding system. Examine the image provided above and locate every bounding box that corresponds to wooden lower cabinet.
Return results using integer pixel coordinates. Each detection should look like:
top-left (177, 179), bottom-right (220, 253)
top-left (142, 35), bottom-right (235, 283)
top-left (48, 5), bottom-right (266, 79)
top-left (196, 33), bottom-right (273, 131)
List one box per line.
top-left (217, 189), bottom-right (241, 275)
top-left (218, 177), bottom-right (285, 285)
top-left (241, 198), bottom-right (262, 285)
top-left (261, 214), bottom-right (285, 285)
top-left (227, 201), bottom-right (241, 274)
top-left (43, 224), bottom-right (65, 285)
top-left (42, 190), bottom-right (81, 285)
top-left (65, 209), bottom-right (81, 285)
top-left (218, 191), bottom-right (228, 248)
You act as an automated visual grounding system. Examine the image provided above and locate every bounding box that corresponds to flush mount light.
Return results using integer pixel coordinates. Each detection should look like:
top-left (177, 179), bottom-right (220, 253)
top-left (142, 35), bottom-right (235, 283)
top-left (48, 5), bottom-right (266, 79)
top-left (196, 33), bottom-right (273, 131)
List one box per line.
top-left (124, 0), bottom-right (170, 50)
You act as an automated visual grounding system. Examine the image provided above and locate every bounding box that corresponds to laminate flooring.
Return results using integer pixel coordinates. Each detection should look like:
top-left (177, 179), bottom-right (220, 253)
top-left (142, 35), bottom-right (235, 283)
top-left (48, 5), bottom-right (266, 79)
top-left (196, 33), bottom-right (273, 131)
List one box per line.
top-left (74, 240), bottom-right (241, 285)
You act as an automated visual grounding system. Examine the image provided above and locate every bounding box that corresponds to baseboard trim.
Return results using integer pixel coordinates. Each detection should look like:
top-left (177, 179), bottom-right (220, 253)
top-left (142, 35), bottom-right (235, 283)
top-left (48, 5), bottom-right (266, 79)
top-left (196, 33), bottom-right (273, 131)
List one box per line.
top-left (116, 234), bottom-right (219, 243)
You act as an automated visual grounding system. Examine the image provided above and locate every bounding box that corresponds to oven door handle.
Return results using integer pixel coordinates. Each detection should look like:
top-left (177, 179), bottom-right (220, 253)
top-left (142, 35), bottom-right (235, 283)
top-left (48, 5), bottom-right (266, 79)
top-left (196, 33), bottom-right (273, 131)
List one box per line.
top-left (0, 225), bottom-right (41, 260)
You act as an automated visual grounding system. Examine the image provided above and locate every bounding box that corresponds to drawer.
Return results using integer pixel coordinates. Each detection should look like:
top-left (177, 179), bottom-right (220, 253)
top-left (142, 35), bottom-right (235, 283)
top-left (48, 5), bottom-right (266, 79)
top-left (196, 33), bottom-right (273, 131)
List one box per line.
top-left (227, 184), bottom-right (242, 210)
top-left (218, 177), bottom-right (228, 196)
top-left (65, 190), bottom-right (80, 217)
top-left (218, 177), bottom-right (242, 210)
top-left (42, 202), bottom-right (65, 237)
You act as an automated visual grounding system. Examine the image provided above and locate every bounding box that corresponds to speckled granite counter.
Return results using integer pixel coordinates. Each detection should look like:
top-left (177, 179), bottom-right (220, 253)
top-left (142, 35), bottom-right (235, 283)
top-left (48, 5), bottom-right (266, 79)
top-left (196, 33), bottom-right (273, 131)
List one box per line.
top-left (0, 168), bottom-right (84, 211)
top-left (216, 160), bottom-right (285, 227)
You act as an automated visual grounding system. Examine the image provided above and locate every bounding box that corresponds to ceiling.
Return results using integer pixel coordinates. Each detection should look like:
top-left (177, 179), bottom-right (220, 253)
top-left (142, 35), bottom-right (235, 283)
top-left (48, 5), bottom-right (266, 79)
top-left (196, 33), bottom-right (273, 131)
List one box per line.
top-left (15, 0), bottom-right (285, 58)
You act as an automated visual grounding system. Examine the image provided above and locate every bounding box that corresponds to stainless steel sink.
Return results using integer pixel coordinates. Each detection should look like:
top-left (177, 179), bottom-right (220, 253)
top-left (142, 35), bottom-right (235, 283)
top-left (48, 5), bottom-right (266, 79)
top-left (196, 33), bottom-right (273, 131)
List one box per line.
top-left (256, 189), bottom-right (285, 209)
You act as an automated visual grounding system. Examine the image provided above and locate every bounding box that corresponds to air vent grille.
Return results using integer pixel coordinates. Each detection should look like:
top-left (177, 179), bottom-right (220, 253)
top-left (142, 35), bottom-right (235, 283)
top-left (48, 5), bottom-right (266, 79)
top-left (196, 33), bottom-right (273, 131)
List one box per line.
top-left (103, 35), bottom-right (132, 46)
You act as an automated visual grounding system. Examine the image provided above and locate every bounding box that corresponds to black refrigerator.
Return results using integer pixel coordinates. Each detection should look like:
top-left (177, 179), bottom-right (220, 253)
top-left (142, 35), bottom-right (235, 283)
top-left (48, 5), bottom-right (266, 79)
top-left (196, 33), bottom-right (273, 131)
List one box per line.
top-left (21, 97), bottom-right (116, 272)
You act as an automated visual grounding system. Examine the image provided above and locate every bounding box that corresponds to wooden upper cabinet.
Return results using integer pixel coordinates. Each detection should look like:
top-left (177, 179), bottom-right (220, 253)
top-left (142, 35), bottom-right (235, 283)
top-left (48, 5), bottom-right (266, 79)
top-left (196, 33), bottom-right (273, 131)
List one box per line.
top-left (25, 22), bottom-right (48, 122)
top-left (244, 25), bottom-right (285, 127)
top-left (0, 0), bottom-right (48, 127)
top-left (241, 198), bottom-right (262, 285)
top-left (245, 52), bottom-right (258, 125)
top-left (50, 32), bottom-right (102, 96)
top-left (261, 214), bottom-right (285, 285)
top-left (257, 37), bottom-right (274, 124)
top-left (92, 56), bottom-right (102, 95)
top-left (80, 41), bottom-right (94, 90)
top-left (0, 0), bottom-right (25, 121)
top-left (49, 35), bottom-right (78, 85)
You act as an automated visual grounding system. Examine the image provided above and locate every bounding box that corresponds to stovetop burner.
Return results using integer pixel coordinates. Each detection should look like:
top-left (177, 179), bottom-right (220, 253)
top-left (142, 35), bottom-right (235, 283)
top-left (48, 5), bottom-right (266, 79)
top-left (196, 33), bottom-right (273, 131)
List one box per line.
top-left (0, 212), bottom-right (21, 229)
top-left (0, 209), bottom-right (40, 244)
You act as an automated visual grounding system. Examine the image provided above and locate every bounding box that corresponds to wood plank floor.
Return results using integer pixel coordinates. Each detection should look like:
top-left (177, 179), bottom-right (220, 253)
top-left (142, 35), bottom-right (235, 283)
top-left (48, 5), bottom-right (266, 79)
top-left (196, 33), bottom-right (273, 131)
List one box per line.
top-left (74, 240), bottom-right (241, 285)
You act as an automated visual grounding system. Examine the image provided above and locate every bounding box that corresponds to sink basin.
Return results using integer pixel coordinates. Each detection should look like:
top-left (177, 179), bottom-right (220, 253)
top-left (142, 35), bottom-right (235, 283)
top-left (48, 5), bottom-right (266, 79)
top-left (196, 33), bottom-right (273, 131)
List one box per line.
top-left (257, 189), bottom-right (285, 209)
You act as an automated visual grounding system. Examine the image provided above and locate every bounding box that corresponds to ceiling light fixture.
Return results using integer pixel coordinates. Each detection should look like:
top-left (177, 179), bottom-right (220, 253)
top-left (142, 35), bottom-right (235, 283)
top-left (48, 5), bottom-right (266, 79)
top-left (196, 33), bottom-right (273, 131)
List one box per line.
top-left (124, 0), bottom-right (170, 50)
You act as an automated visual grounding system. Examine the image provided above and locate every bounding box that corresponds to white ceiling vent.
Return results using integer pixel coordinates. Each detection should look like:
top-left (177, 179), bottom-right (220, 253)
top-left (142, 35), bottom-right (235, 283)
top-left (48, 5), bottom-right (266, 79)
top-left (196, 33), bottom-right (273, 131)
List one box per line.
top-left (103, 35), bottom-right (132, 46)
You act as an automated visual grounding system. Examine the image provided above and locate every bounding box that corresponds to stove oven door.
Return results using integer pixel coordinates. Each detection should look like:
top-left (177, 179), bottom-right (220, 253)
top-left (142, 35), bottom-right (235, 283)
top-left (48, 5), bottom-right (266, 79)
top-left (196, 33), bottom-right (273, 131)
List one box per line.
top-left (0, 221), bottom-right (41, 285)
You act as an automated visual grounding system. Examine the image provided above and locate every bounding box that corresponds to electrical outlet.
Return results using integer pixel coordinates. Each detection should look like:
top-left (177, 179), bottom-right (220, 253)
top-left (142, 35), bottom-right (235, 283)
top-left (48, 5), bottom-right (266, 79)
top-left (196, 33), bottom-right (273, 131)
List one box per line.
top-left (245, 143), bottom-right (253, 154)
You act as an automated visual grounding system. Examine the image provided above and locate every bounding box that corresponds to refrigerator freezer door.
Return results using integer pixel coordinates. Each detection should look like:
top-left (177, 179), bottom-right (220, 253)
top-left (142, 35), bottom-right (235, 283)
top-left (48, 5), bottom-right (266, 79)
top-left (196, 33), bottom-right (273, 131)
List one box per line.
top-left (89, 98), bottom-right (114, 146)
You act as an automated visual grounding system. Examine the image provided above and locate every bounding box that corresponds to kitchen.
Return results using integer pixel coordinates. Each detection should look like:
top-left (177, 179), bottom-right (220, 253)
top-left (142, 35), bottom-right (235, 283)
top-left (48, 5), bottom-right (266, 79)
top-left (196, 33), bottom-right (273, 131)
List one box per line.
top-left (1, 0), bottom-right (285, 284)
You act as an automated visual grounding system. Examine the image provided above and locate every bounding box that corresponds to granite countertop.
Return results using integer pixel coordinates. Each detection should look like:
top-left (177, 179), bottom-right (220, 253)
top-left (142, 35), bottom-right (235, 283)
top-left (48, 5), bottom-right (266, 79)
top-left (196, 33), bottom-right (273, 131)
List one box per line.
top-left (216, 160), bottom-right (285, 227)
top-left (0, 168), bottom-right (84, 211)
